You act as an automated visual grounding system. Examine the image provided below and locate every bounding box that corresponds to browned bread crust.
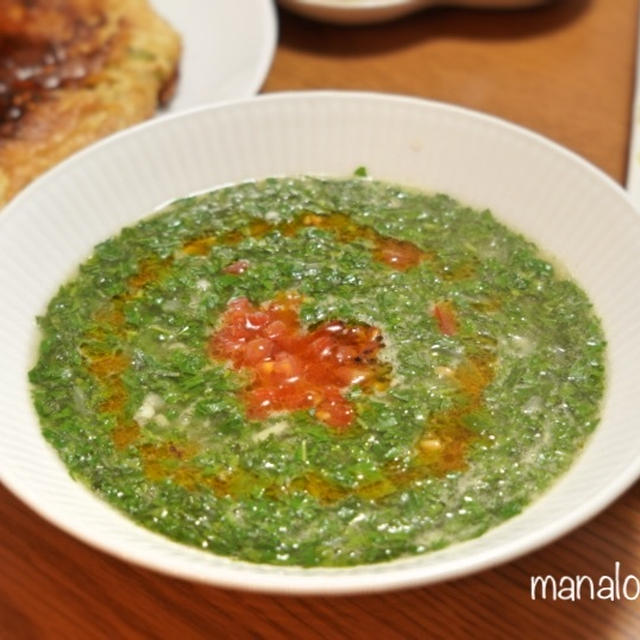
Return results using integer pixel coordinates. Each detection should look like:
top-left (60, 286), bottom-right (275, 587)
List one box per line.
top-left (0, 0), bottom-right (181, 205)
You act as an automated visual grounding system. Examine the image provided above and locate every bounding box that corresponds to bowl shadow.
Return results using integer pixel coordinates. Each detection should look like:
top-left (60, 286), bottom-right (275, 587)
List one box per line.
top-left (277, 0), bottom-right (592, 57)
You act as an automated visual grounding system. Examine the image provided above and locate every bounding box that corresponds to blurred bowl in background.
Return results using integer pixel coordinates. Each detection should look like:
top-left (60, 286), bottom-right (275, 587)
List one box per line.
top-left (277, 0), bottom-right (553, 25)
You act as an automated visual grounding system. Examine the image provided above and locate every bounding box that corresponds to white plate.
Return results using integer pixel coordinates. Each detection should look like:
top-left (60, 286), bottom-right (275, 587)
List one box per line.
top-left (151, 0), bottom-right (278, 112)
top-left (1, 92), bottom-right (640, 595)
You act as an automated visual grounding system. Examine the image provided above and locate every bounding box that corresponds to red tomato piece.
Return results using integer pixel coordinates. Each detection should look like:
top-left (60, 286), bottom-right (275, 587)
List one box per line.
top-left (246, 387), bottom-right (278, 418)
top-left (376, 239), bottom-right (424, 271)
top-left (433, 301), bottom-right (458, 336)
top-left (315, 389), bottom-right (353, 429)
top-left (223, 259), bottom-right (250, 275)
top-left (322, 320), bottom-right (346, 334)
top-left (246, 312), bottom-right (270, 330)
top-left (334, 345), bottom-right (358, 364)
top-left (306, 336), bottom-right (335, 360)
top-left (333, 365), bottom-right (367, 386)
top-left (243, 338), bottom-right (274, 365)
top-left (263, 320), bottom-right (288, 340)
top-left (272, 354), bottom-right (303, 384)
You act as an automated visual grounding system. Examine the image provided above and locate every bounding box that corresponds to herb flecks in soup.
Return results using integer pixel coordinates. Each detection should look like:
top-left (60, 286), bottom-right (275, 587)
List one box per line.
top-left (30, 177), bottom-right (606, 567)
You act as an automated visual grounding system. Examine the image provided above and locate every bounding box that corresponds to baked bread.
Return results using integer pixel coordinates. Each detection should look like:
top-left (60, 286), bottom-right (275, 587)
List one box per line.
top-left (0, 0), bottom-right (181, 206)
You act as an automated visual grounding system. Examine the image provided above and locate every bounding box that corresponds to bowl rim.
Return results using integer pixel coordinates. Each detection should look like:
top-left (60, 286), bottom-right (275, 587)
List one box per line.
top-left (1, 90), bottom-right (639, 594)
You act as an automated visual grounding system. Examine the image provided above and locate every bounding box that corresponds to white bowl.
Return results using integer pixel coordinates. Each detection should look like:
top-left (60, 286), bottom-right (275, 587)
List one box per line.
top-left (1, 91), bottom-right (639, 594)
top-left (278, 0), bottom-right (551, 25)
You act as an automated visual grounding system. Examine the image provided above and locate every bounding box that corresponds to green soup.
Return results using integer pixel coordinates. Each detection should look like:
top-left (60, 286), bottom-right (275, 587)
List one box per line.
top-left (30, 176), bottom-right (606, 567)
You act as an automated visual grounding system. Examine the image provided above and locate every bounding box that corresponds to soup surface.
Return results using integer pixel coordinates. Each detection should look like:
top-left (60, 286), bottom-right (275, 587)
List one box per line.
top-left (30, 176), bottom-right (606, 566)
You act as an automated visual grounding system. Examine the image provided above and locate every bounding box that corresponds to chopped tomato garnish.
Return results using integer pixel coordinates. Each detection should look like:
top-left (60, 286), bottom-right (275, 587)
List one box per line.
top-left (209, 295), bottom-right (387, 429)
top-left (223, 259), bottom-right (250, 275)
top-left (432, 301), bottom-right (458, 336)
top-left (375, 238), bottom-right (425, 271)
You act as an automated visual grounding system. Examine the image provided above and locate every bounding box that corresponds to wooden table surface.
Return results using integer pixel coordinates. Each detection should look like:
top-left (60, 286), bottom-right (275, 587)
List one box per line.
top-left (2, 1), bottom-right (639, 638)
